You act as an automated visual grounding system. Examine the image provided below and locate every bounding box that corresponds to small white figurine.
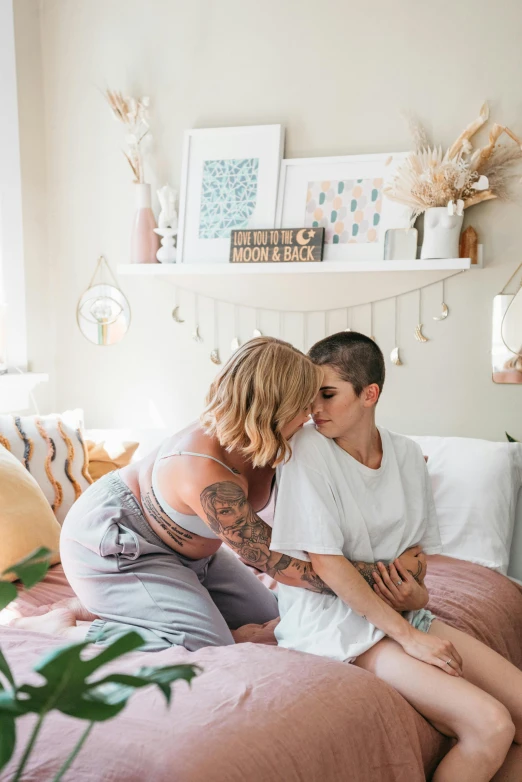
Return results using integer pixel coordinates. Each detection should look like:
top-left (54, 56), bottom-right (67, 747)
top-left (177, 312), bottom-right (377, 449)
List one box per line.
top-left (155, 185), bottom-right (178, 262)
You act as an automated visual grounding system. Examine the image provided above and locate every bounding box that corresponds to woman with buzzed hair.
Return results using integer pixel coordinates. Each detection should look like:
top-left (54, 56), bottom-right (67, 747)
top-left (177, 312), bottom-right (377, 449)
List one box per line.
top-left (271, 331), bottom-right (522, 782)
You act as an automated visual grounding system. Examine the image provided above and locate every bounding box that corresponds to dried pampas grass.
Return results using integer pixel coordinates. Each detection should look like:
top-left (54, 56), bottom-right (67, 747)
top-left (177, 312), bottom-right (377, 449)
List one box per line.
top-left (385, 102), bottom-right (522, 219)
top-left (105, 89), bottom-right (151, 183)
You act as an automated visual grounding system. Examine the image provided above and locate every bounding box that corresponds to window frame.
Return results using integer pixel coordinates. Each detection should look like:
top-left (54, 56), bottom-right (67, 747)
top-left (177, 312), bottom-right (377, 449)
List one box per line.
top-left (0, 0), bottom-right (28, 371)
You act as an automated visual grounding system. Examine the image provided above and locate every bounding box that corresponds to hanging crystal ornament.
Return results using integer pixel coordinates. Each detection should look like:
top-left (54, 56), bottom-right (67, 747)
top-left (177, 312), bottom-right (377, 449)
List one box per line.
top-left (76, 256), bottom-right (131, 346)
top-left (415, 289), bottom-right (429, 342)
top-left (192, 294), bottom-right (203, 342)
top-left (433, 278), bottom-right (449, 321)
top-left (172, 286), bottom-right (184, 323)
top-left (211, 300), bottom-right (221, 364)
top-left (231, 305), bottom-right (240, 352)
top-left (390, 297), bottom-right (403, 365)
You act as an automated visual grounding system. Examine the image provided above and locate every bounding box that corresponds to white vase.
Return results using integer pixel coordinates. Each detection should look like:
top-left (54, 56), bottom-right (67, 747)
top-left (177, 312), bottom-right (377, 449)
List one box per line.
top-left (421, 207), bottom-right (464, 260)
top-left (154, 227), bottom-right (178, 263)
top-left (130, 183), bottom-right (160, 264)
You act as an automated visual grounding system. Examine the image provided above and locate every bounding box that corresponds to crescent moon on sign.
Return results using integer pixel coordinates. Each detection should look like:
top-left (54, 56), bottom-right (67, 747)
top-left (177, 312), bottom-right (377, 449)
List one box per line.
top-left (295, 229), bottom-right (310, 246)
top-left (172, 306), bottom-right (184, 323)
top-left (433, 302), bottom-right (449, 321)
top-left (390, 347), bottom-right (403, 366)
top-left (414, 324), bottom-right (429, 342)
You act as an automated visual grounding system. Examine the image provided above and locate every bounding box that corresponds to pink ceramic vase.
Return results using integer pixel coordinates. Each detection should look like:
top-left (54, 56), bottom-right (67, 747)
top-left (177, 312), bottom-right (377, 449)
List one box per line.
top-left (130, 183), bottom-right (160, 263)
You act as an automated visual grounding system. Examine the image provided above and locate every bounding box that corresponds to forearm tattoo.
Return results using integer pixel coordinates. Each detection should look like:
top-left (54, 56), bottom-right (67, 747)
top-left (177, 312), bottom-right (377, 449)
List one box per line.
top-left (199, 481), bottom-right (333, 594)
top-left (409, 559), bottom-right (423, 584)
top-left (142, 488), bottom-right (196, 549)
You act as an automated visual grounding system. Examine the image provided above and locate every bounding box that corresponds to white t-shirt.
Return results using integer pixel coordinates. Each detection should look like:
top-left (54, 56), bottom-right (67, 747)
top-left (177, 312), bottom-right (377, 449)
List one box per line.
top-left (270, 425), bottom-right (442, 661)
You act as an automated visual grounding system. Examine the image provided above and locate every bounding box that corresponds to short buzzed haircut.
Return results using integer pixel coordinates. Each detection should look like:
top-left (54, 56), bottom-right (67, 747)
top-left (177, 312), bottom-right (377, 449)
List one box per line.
top-left (308, 331), bottom-right (385, 397)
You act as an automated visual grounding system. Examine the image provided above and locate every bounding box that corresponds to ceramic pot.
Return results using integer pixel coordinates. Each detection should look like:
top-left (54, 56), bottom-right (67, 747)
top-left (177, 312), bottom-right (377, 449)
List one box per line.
top-left (421, 207), bottom-right (463, 260)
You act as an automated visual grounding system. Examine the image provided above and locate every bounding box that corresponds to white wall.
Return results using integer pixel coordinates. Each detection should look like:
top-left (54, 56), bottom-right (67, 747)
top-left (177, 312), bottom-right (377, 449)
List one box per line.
top-left (14, 0), bottom-right (522, 439)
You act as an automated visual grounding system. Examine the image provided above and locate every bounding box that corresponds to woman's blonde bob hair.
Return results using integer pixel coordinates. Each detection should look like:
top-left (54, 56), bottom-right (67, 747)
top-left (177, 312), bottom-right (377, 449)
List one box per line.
top-left (200, 337), bottom-right (322, 468)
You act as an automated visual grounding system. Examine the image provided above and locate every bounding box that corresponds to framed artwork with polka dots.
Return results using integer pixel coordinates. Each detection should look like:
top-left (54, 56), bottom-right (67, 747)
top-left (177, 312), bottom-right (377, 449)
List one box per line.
top-left (276, 154), bottom-right (411, 261)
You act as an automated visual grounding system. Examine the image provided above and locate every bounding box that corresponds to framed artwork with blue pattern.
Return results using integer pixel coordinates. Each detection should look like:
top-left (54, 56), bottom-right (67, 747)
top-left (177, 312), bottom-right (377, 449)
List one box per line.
top-left (276, 153), bottom-right (411, 262)
top-left (177, 125), bottom-right (284, 263)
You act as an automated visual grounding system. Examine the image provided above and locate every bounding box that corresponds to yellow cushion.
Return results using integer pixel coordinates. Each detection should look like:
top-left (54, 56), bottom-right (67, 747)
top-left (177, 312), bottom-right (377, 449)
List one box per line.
top-left (86, 440), bottom-right (139, 481)
top-left (0, 445), bottom-right (61, 581)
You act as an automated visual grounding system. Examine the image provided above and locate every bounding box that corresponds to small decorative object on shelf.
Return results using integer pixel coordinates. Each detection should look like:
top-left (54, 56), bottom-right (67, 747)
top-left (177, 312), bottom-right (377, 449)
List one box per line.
top-left (384, 102), bottom-right (522, 260)
top-left (105, 88), bottom-right (160, 264)
top-left (155, 185), bottom-right (178, 263)
top-left (460, 226), bottom-right (479, 266)
top-left (230, 227), bottom-right (324, 263)
top-left (383, 228), bottom-right (417, 260)
top-left (421, 203), bottom-right (464, 260)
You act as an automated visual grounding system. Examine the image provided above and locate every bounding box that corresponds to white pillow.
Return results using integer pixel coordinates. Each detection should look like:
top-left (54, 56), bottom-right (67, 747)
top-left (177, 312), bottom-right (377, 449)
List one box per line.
top-left (408, 435), bottom-right (522, 574)
top-left (0, 409), bottom-right (92, 525)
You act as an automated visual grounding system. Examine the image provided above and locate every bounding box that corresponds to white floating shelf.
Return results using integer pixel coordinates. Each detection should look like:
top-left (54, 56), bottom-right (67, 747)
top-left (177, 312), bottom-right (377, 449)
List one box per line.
top-left (118, 258), bottom-right (471, 276)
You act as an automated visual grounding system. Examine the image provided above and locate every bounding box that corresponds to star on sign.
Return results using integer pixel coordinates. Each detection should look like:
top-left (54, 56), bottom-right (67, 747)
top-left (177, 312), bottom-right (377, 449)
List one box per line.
top-left (307, 229), bottom-right (316, 238)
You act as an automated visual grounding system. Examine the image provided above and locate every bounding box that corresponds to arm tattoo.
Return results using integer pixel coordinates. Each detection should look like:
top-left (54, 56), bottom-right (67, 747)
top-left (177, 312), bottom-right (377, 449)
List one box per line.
top-left (352, 561), bottom-right (381, 589)
top-left (199, 481), bottom-right (334, 594)
top-left (409, 559), bottom-right (423, 584)
top-left (142, 488), bottom-right (196, 549)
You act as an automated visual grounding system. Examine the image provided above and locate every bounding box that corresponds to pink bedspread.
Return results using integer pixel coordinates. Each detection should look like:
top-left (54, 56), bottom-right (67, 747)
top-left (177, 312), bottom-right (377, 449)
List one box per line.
top-left (1, 558), bottom-right (521, 782)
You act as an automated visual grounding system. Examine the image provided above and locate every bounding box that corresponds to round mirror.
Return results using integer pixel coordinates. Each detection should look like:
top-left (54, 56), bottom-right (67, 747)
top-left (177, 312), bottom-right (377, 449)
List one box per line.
top-left (501, 285), bottom-right (522, 356)
top-left (76, 283), bottom-right (131, 346)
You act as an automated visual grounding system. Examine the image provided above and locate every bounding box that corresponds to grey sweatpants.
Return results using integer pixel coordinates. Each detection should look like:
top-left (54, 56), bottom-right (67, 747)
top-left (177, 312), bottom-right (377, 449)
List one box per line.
top-left (60, 471), bottom-right (279, 651)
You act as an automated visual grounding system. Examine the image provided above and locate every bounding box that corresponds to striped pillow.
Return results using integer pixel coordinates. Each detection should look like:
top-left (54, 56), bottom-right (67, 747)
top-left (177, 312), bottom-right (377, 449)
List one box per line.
top-left (0, 409), bottom-right (92, 524)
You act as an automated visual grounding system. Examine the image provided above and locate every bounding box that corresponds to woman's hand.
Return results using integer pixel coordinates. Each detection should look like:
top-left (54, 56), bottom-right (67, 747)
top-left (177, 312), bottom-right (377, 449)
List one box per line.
top-left (396, 545), bottom-right (427, 584)
top-left (400, 627), bottom-right (463, 677)
top-left (372, 558), bottom-right (429, 612)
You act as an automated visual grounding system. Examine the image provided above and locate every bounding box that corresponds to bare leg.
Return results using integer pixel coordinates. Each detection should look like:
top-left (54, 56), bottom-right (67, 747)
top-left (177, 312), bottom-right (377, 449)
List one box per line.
top-left (11, 602), bottom-right (93, 642)
top-left (429, 620), bottom-right (522, 780)
top-left (355, 637), bottom-right (515, 782)
top-left (429, 620), bottom-right (522, 741)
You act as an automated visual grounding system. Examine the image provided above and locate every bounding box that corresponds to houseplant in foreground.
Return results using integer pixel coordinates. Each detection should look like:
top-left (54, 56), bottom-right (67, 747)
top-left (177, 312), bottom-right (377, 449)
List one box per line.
top-left (0, 548), bottom-right (199, 781)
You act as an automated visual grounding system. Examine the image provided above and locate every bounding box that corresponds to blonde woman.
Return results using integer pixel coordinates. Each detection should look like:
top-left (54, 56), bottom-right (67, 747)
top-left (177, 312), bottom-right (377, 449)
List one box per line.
top-left (16, 337), bottom-right (425, 651)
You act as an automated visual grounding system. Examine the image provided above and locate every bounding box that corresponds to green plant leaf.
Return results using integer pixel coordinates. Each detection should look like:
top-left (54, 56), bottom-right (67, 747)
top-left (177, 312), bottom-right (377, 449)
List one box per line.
top-left (13, 632), bottom-right (198, 724)
top-left (0, 647), bottom-right (15, 690)
top-left (0, 582), bottom-right (18, 613)
top-left (506, 432), bottom-right (519, 443)
top-left (2, 547), bottom-right (54, 589)
top-left (91, 664), bottom-right (200, 707)
top-left (0, 714), bottom-right (16, 771)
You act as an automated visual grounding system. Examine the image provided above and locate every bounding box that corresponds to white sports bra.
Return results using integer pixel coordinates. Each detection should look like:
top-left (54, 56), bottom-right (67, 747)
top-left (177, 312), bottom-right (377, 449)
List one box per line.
top-left (151, 449), bottom-right (275, 540)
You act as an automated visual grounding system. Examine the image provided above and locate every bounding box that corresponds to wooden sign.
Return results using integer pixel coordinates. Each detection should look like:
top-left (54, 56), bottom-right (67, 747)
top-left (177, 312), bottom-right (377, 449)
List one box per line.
top-left (229, 228), bottom-right (324, 264)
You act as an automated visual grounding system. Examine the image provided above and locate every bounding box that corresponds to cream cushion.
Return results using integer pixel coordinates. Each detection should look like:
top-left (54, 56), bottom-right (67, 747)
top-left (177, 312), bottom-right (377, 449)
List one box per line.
top-left (0, 409), bottom-right (92, 524)
top-left (0, 445), bottom-right (61, 581)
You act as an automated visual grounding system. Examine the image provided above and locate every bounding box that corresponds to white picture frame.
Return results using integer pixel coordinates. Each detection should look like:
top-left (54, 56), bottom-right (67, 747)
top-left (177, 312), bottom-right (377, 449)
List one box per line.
top-left (177, 125), bottom-right (285, 264)
top-left (276, 153), bottom-right (411, 261)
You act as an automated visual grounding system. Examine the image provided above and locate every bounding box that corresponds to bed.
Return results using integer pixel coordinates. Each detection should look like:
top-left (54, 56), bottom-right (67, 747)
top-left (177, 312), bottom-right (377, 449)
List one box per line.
top-left (1, 557), bottom-right (522, 781)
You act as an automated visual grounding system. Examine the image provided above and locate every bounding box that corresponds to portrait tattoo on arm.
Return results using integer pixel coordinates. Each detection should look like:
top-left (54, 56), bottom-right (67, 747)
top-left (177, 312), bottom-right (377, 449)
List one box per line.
top-left (199, 481), bottom-right (334, 595)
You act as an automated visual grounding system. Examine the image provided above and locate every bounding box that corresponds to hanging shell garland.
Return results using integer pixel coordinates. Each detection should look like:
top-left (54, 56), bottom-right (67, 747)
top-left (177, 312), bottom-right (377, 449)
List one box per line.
top-left (231, 337), bottom-right (240, 351)
top-left (414, 324), bottom-right (429, 342)
top-left (433, 303), bottom-right (449, 321)
top-left (210, 349), bottom-right (221, 365)
top-left (192, 326), bottom-right (203, 343)
top-left (390, 347), bottom-right (403, 366)
top-left (252, 328), bottom-right (263, 338)
top-left (172, 306), bottom-right (184, 323)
